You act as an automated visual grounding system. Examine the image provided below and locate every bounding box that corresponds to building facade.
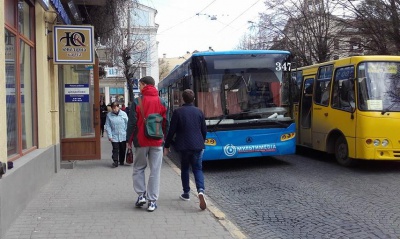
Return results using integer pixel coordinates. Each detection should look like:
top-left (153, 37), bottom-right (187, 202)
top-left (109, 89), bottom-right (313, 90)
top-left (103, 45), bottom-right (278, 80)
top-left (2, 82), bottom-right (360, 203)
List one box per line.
top-left (159, 52), bottom-right (190, 81)
top-left (98, 2), bottom-right (159, 105)
top-left (1, 1), bottom-right (106, 238)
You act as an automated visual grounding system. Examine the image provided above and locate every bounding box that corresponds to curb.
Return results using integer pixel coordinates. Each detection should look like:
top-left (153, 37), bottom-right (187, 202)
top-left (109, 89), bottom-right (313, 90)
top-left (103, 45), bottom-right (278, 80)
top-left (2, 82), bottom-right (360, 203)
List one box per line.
top-left (163, 156), bottom-right (247, 239)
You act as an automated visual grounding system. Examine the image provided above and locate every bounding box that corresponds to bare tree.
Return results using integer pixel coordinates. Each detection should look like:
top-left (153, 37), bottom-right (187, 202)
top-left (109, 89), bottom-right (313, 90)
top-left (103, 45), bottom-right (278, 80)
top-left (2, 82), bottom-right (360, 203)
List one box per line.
top-left (79, 0), bottom-right (128, 43)
top-left (236, 22), bottom-right (269, 50)
top-left (83, 0), bottom-right (157, 102)
top-left (337, 0), bottom-right (400, 55)
top-left (257, 0), bottom-right (345, 66)
top-left (158, 58), bottom-right (170, 81)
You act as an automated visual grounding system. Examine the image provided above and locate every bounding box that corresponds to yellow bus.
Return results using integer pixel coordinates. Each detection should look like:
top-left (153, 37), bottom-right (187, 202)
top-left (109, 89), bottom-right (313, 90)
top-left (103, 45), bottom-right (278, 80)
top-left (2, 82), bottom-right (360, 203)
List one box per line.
top-left (292, 56), bottom-right (400, 166)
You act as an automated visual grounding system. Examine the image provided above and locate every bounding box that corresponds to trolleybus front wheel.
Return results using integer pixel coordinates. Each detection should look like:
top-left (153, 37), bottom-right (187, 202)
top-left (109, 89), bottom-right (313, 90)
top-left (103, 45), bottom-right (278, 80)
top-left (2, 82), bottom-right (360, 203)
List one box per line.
top-left (334, 136), bottom-right (355, 167)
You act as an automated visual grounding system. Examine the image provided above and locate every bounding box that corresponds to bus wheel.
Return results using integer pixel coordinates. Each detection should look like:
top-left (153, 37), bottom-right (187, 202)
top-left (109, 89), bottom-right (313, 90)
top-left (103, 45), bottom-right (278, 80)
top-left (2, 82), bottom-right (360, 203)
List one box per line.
top-left (334, 136), bottom-right (354, 167)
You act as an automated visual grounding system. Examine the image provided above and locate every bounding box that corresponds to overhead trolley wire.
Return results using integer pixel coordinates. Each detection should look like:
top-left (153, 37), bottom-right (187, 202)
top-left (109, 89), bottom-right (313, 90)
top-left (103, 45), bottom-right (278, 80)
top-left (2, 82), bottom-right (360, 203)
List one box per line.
top-left (217, 0), bottom-right (261, 33)
top-left (158, 0), bottom-right (217, 34)
top-left (197, 0), bottom-right (217, 14)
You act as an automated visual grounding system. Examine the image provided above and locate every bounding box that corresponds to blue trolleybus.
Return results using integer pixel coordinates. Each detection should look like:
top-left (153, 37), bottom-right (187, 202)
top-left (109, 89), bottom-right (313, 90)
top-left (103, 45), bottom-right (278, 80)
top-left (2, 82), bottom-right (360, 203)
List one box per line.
top-left (158, 50), bottom-right (296, 161)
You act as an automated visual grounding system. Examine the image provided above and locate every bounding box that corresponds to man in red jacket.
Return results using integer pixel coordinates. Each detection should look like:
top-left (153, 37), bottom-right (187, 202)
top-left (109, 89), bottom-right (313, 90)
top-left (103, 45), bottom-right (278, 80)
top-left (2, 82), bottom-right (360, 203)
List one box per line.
top-left (126, 76), bottom-right (169, 212)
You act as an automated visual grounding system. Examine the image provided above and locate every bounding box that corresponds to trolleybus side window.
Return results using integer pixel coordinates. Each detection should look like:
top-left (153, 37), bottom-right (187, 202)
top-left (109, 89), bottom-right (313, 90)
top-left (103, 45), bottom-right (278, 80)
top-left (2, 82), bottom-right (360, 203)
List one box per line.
top-left (191, 57), bottom-right (222, 118)
top-left (172, 80), bottom-right (185, 111)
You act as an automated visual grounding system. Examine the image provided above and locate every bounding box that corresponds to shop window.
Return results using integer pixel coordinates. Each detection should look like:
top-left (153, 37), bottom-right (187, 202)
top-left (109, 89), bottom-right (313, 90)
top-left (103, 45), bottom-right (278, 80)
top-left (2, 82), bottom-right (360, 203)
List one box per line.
top-left (4, 0), bottom-right (36, 158)
top-left (5, 29), bottom-right (18, 156)
top-left (18, 0), bottom-right (33, 40)
top-left (20, 40), bottom-right (34, 150)
top-left (5, 0), bottom-right (15, 27)
top-left (109, 87), bottom-right (124, 103)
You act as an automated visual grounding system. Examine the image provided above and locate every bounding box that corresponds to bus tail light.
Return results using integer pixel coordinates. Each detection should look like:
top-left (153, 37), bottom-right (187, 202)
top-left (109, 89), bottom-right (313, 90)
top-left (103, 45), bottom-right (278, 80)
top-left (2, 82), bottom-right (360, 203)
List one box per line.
top-left (366, 139), bottom-right (372, 145)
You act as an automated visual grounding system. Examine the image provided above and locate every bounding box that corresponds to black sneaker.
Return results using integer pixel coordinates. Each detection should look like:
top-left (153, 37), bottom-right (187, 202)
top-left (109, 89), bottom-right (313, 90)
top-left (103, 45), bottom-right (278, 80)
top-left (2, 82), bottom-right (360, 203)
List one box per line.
top-left (180, 193), bottom-right (190, 201)
top-left (112, 161), bottom-right (118, 167)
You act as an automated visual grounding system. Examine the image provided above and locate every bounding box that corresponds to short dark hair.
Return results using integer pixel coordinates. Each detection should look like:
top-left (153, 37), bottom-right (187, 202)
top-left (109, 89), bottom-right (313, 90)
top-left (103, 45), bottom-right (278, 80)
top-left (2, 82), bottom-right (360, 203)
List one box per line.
top-left (182, 89), bottom-right (195, 103)
top-left (139, 76), bottom-right (155, 86)
top-left (111, 102), bottom-right (119, 108)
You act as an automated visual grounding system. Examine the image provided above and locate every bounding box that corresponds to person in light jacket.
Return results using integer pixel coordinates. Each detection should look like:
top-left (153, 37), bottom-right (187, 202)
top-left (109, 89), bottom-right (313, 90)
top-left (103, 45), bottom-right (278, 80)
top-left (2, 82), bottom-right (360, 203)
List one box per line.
top-left (105, 102), bottom-right (128, 167)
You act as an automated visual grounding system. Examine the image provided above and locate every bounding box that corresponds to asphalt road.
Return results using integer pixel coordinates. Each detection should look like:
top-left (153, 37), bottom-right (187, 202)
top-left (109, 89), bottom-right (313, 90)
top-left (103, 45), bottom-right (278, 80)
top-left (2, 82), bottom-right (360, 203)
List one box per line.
top-left (169, 149), bottom-right (400, 239)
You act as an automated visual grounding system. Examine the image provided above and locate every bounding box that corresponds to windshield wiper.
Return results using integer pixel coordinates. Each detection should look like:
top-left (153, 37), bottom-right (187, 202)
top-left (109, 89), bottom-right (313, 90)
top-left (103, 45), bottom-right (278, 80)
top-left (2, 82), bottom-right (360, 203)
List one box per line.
top-left (209, 112), bottom-right (249, 132)
top-left (381, 100), bottom-right (400, 115)
top-left (208, 114), bottom-right (229, 132)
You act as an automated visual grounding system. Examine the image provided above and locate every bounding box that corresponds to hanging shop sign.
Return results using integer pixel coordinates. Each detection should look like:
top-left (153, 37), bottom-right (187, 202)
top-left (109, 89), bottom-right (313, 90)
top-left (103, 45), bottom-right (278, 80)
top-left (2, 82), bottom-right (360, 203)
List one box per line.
top-left (53, 25), bottom-right (95, 64)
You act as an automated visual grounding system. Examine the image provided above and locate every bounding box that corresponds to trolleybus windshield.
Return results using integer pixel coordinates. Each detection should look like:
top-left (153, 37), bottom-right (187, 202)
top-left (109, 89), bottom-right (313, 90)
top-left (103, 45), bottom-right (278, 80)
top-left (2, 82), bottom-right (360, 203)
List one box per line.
top-left (192, 53), bottom-right (292, 126)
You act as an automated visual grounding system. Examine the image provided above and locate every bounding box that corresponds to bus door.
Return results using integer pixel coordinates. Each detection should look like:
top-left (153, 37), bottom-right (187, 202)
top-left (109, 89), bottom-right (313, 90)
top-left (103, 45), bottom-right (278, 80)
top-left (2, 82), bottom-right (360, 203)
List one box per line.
top-left (328, 68), bottom-right (357, 154)
top-left (298, 78), bottom-right (314, 147)
top-left (312, 77), bottom-right (332, 151)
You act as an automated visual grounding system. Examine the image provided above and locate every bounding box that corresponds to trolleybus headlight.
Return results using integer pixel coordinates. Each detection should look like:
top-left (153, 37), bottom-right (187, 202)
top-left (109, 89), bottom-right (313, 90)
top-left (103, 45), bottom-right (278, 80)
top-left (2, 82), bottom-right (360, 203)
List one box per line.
top-left (373, 139), bottom-right (380, 147)
top-left (366, 139), bottom-right (372, 145)
top-left (382, 139), bottom-right (389, 147)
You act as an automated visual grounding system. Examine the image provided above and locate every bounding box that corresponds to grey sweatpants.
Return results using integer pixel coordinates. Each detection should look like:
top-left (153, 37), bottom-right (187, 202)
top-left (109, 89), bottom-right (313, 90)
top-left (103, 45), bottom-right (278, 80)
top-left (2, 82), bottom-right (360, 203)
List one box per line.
top-left (132, 146), bottom-right (163, 201)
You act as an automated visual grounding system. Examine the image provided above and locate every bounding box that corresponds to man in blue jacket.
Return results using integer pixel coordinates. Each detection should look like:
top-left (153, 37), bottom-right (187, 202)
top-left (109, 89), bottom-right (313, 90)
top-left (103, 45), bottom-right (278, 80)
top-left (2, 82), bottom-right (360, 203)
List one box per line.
top-left (164, 89), bottom-right (208, 210)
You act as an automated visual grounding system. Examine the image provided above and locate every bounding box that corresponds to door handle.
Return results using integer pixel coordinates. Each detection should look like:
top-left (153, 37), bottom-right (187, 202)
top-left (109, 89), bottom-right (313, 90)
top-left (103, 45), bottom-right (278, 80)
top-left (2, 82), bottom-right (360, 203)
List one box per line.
top-left (324, 112), bottom-right (328, 117)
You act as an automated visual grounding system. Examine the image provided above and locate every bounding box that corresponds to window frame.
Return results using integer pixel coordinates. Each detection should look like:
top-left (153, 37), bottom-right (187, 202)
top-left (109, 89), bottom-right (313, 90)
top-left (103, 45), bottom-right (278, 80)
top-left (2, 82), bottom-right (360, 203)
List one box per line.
top-left (4, 0), bottom-right (37, 160)
top-left (314, 65), bottom-right (333, 106)
top-left (331, 66), bottom-right (355, 112)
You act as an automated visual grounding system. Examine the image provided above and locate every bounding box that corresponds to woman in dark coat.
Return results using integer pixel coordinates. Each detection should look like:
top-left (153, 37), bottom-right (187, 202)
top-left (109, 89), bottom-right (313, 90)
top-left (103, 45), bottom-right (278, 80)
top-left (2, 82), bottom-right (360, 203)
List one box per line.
top-left (100, 100), bottom-right (108, 137)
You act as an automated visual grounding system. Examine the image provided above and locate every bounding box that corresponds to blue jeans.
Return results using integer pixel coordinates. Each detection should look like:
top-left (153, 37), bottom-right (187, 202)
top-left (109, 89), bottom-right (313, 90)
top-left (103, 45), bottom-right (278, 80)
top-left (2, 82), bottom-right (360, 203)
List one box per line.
top-left (179, 150), bottom-right (205, 194)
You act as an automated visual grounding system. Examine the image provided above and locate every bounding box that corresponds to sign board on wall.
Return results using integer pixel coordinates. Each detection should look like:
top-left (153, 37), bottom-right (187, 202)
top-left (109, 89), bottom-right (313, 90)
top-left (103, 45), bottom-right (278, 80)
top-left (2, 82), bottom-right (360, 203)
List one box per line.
top-left (105, 67), bottom-right (124, 78)
top-left (65, 84), bottom-right (89, 103)
top-left (53, 25), bottom-right (95, 64)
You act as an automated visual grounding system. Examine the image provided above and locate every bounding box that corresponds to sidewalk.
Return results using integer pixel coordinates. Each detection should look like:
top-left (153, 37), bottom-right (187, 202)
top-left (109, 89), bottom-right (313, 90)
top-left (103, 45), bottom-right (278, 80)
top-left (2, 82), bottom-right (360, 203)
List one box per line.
top-left (4, 137), bottom-right (246, 239)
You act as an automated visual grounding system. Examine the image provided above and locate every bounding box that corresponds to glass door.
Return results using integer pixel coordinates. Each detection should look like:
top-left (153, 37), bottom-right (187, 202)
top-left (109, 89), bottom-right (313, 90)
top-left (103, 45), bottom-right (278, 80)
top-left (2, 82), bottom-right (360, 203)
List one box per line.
top-left (59, 59), bottom-right (100, 160)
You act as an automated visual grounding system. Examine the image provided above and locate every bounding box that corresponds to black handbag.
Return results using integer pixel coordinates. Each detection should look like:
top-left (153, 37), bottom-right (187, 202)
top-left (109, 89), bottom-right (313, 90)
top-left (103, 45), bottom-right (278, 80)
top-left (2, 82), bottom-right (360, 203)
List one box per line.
top-left (126, 149), bottom-right (134, 164)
